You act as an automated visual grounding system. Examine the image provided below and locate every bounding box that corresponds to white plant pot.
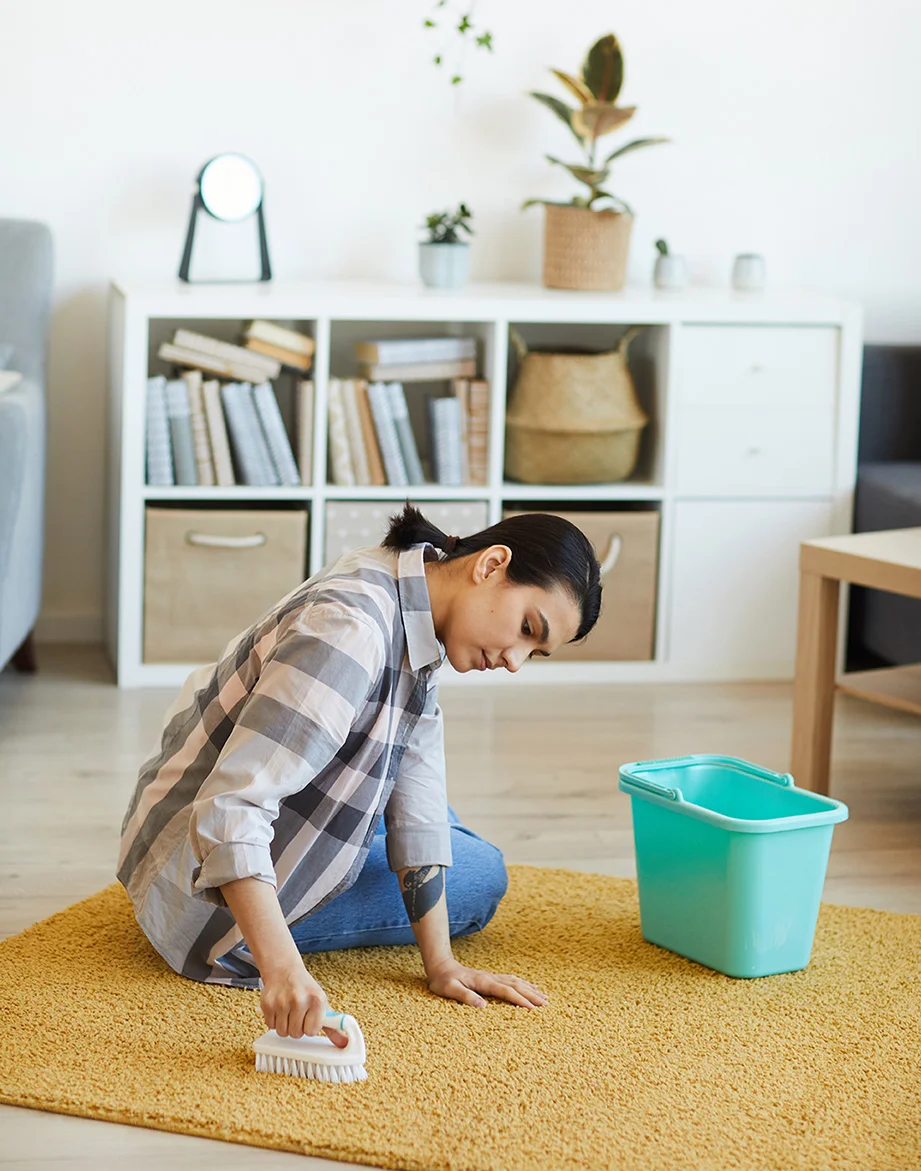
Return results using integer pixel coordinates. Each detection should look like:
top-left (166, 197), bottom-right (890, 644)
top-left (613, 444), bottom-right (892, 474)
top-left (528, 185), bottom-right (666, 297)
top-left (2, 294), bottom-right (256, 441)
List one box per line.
top-left (653, 253), bottom-right (689, 290)
top-left (732, 253), bottom-right (766, 292)
top-left (419, 242), bottom-right (470, 289)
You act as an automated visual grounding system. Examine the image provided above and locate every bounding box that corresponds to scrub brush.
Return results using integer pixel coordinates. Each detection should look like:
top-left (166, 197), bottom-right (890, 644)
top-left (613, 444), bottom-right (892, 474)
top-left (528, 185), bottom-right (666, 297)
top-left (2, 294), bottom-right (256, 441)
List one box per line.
top-left (253, 1010), bottom-right (367, 1083)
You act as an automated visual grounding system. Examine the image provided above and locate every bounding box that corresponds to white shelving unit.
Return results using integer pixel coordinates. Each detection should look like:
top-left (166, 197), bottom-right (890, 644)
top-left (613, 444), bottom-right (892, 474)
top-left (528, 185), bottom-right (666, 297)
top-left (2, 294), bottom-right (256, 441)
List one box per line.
top-left (107, 279), bottom-right (863, 688)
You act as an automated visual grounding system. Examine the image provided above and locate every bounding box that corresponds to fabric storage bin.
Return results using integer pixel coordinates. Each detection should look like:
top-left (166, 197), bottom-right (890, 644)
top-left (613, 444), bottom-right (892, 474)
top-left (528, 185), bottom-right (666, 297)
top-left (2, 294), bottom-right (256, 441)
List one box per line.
top-left (618, 755), bottom-right (849, 978)
top-left (144, 507), bottom-right (308, 664)
top-left (502, 509), bottom-right (659, 660)
top-left (324, 500), bottom-right (489, 566)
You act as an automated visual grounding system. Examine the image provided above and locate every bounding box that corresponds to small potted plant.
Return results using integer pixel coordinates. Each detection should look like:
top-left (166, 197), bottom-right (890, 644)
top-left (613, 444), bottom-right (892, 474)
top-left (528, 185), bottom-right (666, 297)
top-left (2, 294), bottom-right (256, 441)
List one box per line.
top-left (653, 239), bottom-right (689, 290)
top-left (523, 34), bottom-right (669, 291)
top-left (419, 203), bottom-right (474, 289)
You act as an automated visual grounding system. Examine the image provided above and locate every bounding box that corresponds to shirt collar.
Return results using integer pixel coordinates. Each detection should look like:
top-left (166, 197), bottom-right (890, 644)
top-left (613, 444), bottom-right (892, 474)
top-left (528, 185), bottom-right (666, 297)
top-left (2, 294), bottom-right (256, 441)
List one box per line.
top-left (397, 543), bottom-right (446, 672)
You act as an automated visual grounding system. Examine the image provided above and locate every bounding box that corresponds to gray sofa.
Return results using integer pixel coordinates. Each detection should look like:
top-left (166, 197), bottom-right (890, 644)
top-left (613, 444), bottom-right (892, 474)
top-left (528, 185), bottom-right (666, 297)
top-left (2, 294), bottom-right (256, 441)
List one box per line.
top-left (847, 345), bottom-right (921, 667)
top-left (0, 219), bottom-right (53, 672)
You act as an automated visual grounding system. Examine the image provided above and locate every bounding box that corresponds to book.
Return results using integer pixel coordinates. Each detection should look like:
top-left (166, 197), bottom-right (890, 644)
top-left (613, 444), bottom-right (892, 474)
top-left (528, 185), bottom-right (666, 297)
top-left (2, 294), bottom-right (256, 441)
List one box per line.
top-left (245, 337), bottom-right (313, 372)
top-left (340, 379), bottom-right (371, 485)
top-left (467, 378), bottom-right (490, 487)
top-left (182, 370), bottom-right (215, 486)
top-left (172, 328), bottom-right (280, 379)
top-left (367, 381), bottom-right (408, 486)
top-left (355, 380), bottom-right (387, 486)
top-left (164, 379), bottom-right (198, 486)
top-left (202, 379), bottom-right (235, 486)
top-left (355, 336), bottom-right (476, 365)
top-left (356, 357), bottom-right (477, 383)
top-left (326, 377), bottom-right (356, 486)
top-left (244, 320), bottom-right (316, 358)
top-left (253, 381), bottom-right (301, 486)
top-left (427, 396), bottom-right (463, 486)
top-left (385, 382), bottom-right (425, 485)
top-left (145, 375), bottom-right (174, 486)
top-left (296, 379), bottom-right (314, 485)
top-left (158, 342), bottom-right (277, 385)
top-left (220, 382), bottom-right (280, 486)
top-left (453, 378), bottom-right (471, 485)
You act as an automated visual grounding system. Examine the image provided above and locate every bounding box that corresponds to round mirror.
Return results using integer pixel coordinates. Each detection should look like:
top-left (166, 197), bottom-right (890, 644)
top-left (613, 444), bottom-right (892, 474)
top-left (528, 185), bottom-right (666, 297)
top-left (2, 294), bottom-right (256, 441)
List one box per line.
top-left (198, 154), bottom-right (263, 222)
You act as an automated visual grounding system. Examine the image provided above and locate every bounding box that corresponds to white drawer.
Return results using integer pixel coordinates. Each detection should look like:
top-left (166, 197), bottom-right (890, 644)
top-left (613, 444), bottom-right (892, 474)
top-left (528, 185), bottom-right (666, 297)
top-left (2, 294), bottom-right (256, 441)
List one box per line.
top-left (679, 325), bottom-right (839, 408)
top-left (675, 407), bottom-right (835, 495)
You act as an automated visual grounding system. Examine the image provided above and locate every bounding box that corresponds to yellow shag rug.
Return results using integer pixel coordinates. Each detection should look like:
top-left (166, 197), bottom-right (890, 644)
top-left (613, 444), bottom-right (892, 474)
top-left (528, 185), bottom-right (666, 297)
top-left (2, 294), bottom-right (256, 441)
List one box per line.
top-left (1, 867), bottom-right (919, 1171)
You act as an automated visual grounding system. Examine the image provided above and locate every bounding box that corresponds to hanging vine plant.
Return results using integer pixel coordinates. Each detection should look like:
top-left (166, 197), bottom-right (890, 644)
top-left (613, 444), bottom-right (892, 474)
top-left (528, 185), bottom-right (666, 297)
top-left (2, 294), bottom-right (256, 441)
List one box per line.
top-left (423, 0), bottom-right (494, 85)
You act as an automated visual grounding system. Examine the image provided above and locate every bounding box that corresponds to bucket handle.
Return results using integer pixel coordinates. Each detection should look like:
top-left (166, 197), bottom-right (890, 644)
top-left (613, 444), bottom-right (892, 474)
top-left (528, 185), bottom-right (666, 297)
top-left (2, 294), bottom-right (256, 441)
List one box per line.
top-left (621, 774), bottom-right (683, 803)
top-left (508, 324), bottom-right (645, 363)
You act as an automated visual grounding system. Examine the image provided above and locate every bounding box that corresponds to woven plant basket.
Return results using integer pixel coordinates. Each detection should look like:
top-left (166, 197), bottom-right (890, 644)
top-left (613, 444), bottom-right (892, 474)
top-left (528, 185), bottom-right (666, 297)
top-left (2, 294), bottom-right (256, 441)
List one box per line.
top-left (543, 204), bottom-right (633, 291)
top-left (505, 326), bottom-right (648, 484)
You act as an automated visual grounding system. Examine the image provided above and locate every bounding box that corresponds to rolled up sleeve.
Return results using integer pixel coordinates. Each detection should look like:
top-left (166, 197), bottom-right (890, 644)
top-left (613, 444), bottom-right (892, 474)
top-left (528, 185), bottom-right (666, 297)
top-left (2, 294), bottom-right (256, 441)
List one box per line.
top-left (384, 678), bottom-right (452, 872)
top-left (189, 604), bottom-right (384, 905)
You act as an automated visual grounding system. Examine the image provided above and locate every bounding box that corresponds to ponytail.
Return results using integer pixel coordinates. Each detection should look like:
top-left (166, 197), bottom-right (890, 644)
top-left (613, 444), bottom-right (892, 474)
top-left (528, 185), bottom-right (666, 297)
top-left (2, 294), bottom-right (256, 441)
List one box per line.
top-left (382, 502), bottom-right (601, 642)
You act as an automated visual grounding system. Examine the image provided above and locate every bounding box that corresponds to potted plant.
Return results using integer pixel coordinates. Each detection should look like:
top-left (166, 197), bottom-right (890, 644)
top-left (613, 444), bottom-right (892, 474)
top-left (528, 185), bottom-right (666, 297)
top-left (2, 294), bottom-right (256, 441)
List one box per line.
top-left (419, 203), bottom-right (474, 289)
top-left (653, 239), bottom-right (689, 290)
top-left (523, 34), bottom-right (668, 291)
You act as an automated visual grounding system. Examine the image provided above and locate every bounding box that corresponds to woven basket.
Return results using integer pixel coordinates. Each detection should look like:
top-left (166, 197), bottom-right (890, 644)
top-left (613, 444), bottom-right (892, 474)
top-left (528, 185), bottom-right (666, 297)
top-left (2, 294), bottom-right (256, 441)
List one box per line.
top-left (505, 326), bottom-right (648, 484)
top-left (543, 205), bottom-right (633, 291)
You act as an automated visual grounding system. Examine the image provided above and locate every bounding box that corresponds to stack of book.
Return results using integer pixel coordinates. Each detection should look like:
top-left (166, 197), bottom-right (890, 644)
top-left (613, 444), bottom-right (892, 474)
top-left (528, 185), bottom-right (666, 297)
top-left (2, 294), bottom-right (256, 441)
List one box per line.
top-left (326, 376), bottom-right (489, 488)
top-left (145, 372), bottom-right (314, 488)
top-left (158, 324), bottom-right (315, 381)
top-left (354, 335), bottom-right (477, 383)
top-left (243, 320), bottom-right (316, 372)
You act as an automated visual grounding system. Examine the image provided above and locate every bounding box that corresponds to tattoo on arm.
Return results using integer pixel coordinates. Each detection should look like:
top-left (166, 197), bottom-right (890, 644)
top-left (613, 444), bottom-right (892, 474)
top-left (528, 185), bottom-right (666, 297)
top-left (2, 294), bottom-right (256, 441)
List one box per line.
top-left (401, 865), bottom-right (445, 923)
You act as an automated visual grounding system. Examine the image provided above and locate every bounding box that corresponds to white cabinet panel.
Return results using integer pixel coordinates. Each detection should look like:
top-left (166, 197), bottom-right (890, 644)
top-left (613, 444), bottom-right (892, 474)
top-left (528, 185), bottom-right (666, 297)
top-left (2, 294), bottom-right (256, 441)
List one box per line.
top-left (679, 325), bottom-right (839, 409)
top-left (675, 407), bottom-right (835, 496)
top-left (668, 500), bottom-right (834, 674)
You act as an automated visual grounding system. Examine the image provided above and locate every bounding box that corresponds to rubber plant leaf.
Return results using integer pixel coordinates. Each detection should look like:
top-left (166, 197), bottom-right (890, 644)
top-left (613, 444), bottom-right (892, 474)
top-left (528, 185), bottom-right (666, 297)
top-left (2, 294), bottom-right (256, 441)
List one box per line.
top-left (528, 92), bottom-right (585, 147)
top-left (604, 136), bottom-right (671, 164)
top-left (545, 155), bottom-right (609, 188)
top-left (572, 104), bottom-right (636, 140)
top-left (550, 69), bottom-right (593, 106)
top-left (580, 34), bottom-right (625, 103)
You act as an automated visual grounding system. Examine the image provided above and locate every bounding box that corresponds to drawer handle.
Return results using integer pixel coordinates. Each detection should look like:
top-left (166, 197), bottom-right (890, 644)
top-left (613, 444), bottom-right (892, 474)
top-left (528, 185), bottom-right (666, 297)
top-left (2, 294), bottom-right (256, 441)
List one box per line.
top-left (746, 446), bottom-right (763, 457)
top-left (750, 363), bottom-right (764, 374)
top-left (186, 531), bottom-right (268, 549)
top-left (599, 534), bottom-right (623, 578)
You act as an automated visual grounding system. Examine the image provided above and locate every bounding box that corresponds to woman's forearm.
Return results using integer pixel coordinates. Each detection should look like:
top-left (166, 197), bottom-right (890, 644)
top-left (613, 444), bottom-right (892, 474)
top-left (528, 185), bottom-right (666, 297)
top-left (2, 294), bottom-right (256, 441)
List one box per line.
top-left (220, 875), bottom-right (303, 978)
top-left (397, 864), bottom-right (454, 973)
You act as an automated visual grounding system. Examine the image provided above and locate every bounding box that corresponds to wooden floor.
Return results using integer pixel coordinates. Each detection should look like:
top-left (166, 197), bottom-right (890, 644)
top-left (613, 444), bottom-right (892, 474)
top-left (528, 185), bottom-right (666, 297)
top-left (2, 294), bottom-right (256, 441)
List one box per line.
top-left (2, 645), bottom-right (920, 1169)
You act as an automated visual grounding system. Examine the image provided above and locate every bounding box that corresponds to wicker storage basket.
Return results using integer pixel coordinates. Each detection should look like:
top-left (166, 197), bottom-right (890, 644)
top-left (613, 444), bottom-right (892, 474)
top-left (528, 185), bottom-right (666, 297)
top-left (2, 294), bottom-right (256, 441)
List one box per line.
top-left (505, 326), bottom-right (648, 484)
top-left (543, 204), bottom-right (633, 291)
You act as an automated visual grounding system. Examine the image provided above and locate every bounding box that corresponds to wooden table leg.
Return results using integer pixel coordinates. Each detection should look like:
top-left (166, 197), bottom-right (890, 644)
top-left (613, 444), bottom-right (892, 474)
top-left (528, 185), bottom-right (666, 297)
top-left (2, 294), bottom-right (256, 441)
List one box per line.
top-left (790, 570), bottom-right (841, 795)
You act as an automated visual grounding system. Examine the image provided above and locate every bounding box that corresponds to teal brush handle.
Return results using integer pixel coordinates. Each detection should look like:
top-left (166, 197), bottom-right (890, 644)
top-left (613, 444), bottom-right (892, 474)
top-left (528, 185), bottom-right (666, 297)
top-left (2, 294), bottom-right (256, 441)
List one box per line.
top-left (324, 1009), bottom-right (349, 1032)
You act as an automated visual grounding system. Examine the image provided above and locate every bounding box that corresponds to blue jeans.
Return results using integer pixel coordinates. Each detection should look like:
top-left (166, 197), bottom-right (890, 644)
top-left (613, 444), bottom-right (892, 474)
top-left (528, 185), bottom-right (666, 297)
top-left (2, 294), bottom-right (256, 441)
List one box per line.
top-left (290, 806), bottom-right (508, 953)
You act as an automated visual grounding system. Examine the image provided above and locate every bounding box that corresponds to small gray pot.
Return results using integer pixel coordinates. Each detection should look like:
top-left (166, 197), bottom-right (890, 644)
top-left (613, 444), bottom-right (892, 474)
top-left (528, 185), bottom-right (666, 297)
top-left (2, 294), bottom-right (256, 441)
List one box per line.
top-left (419, 242), bottom-right (470, 289)
top-left (654, 253), bottom-right (689, 290)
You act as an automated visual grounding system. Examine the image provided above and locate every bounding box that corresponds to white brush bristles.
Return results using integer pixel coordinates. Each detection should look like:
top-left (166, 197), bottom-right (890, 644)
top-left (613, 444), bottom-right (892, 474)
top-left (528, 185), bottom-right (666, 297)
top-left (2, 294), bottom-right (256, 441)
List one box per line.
top-left (255, 1051), bottom-right (367, 1082)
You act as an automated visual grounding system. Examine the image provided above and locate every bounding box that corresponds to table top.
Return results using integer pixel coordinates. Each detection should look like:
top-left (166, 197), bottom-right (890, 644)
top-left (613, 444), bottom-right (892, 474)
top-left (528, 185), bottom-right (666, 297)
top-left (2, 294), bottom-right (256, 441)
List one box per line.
top-left (801, 527), bottom-right (921, 597)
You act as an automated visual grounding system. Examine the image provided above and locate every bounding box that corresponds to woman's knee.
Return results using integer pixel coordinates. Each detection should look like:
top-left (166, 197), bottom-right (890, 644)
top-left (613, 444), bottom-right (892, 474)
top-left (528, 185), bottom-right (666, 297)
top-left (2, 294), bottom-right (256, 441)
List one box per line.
top-left (448, 841), bottom-right (508, 935)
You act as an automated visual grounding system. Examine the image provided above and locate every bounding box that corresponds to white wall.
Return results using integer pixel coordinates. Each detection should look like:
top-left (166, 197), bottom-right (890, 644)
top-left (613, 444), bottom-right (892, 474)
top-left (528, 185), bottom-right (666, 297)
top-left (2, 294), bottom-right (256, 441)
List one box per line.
top-left (2, 0), bottom-right (920, 642)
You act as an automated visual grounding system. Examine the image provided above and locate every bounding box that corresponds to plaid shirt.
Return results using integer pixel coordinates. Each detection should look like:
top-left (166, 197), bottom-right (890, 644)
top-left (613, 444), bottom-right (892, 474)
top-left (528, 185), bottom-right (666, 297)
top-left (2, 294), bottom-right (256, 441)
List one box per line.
top-left (117, 542), bottom-right (451, 986)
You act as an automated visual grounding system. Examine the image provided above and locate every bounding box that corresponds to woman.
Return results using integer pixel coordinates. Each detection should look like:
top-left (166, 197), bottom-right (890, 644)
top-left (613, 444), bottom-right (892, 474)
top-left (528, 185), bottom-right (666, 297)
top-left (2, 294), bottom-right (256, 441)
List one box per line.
top-left (118, 503), bottom-right (601, 1047)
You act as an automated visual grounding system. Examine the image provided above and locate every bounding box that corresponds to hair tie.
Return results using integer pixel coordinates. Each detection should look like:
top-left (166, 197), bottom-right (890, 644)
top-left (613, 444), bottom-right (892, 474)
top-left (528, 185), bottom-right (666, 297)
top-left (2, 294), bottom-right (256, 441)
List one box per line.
top-left (445, 534), bottom-right (459, 554)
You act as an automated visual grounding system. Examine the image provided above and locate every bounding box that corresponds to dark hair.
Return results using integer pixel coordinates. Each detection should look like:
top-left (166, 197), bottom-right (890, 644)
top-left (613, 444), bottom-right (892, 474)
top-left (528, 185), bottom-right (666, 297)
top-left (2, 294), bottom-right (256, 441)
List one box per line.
top-left (382, 502), bottom-right (601, 642)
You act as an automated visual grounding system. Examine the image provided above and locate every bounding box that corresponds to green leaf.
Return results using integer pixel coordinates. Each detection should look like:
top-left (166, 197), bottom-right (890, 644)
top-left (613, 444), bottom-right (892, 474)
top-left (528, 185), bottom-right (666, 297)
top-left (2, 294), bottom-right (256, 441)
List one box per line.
top-left (603, 136), bottom-right (670, 164)
top-left (528, 92), bottom-right (585, 149)
top-left (434, 55), bottom-right (442, 65)
top-left (581, 34), bottom-right (624, 103)
top-left (590, 190), bottom-right (634, 215)
top-left (476, 31), bottom-right (493, 50)
top-left (457, 14), bottom-right (472, 33)
top-left (451, 75), bottom-right (463, 85)
top-left (424, 18), bottom-right (436, 28)
top-left (545, 155), bottom-right (609, 188)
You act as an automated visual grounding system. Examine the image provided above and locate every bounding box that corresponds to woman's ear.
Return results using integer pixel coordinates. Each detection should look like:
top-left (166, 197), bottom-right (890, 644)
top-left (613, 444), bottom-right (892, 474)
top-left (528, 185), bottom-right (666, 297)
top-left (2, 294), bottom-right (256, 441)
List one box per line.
top-left (473, 544), bottom-right (512, 583)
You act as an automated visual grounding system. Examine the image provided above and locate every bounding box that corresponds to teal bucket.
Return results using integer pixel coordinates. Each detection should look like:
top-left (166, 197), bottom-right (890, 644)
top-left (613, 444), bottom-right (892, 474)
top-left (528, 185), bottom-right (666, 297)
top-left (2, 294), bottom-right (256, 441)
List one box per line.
top-left (618, 755), bottom-right (849, 978)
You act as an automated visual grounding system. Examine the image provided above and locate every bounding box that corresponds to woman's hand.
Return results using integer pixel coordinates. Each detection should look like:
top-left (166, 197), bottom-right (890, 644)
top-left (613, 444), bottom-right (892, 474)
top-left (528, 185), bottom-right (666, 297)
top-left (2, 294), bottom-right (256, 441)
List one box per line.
top-left (260, 960), bottom-right (349, 1047)
top-left (425, 957), bottom-right (550, 1009)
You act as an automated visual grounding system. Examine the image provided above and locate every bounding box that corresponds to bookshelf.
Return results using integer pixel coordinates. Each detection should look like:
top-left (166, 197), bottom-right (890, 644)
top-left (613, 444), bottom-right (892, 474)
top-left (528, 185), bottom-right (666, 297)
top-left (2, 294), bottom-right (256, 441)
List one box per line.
top-left (107, 279), bottom-right (863, 688)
